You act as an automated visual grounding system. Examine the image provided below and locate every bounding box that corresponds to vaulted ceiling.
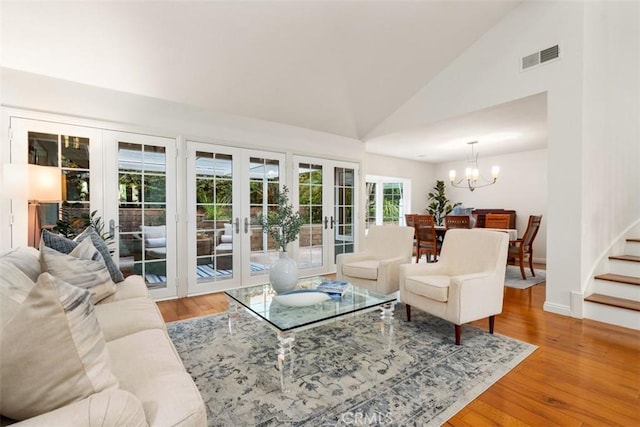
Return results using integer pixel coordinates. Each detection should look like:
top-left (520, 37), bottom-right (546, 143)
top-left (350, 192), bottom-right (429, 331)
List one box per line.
top-left (2, 1), bottom-right (540, 161)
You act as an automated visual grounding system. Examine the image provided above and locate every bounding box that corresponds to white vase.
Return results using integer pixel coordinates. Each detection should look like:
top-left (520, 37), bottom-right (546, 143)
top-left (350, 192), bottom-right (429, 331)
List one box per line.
top-left (269, 252), bottom-right (298, 294)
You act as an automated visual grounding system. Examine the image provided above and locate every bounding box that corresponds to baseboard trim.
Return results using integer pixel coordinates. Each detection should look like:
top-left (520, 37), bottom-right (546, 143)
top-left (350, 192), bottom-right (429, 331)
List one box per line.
top-left (543, 301), bottom-right (571, 317)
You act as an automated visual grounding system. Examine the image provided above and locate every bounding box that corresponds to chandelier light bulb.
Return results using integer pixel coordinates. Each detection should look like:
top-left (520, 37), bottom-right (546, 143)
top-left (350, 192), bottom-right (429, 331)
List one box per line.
top-left (449, 141), bottom-right (499, 192)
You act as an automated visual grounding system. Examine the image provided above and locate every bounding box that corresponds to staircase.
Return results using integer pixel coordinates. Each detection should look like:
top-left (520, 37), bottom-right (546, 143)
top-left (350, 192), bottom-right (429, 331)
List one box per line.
top-left (584, 238), bottom-right (640, 330)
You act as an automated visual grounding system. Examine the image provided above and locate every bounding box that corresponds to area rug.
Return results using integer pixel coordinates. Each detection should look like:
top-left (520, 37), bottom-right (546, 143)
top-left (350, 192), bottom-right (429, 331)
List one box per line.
top-left (504, 265), bottom-right (546, 289)
top-left (167, 305), bottom-right (536, 426)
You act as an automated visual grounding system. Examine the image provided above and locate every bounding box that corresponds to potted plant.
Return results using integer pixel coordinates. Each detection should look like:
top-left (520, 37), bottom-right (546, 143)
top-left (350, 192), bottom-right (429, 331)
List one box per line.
top-left (257, 186), bottom-right (303, 293)
top-left (426, 180), bottom-right (460, 226)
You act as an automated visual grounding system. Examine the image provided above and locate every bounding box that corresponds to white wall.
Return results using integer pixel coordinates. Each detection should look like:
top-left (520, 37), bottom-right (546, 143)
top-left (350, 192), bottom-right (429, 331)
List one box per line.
top-left (581, 2), bottom-right (640, 284)
top-left (368, 1), bottom-right (585, 315)
top-left (364, 153), bottom-right (436, 215)
top-left (436, 149), bottom-right (548, 262)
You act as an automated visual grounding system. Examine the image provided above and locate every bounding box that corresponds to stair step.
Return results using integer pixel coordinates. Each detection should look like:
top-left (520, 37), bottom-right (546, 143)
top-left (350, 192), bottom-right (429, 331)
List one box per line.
top-left (610, 255), bottom-right (640, 263)
top-left (584, 294), bottom-right (640, 312)
top-left (628, 238), bottom-right (640, 243)
top-left (594, 273), bottom-right (640, 286)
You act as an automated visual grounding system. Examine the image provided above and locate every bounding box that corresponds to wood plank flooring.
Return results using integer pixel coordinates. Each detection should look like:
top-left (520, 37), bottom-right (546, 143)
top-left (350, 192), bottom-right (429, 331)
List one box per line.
top-left (157, 273), bottom-right (640, 426)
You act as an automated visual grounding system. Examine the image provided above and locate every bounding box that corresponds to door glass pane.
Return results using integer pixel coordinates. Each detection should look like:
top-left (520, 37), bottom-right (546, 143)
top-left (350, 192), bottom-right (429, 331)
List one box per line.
top-left (117, 142), bottom-right (168, 290)
top-left (28, 132), bottom-right (91, 237)
top-left (298, 163), bottom-right (323, 269)
top-left (195, 152), bottom-right (233, 282)
top-left (383, 183), bottom-right (402, 224)
top-left (249, 157), bottom-right (280, 275)
top-left (334, 167), bottom-right (355, 261)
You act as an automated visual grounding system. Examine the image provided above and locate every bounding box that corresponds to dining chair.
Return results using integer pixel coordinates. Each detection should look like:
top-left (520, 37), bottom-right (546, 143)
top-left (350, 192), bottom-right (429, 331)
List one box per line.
top-left (485, 213), bottom-right (510, 229)
top-left (509, 215), bottom-right (543, 279)
top-left (413, 214), bottom-right (439, 263)
top-left (444, 215), bottom-right (471, 230)
top-left (405, 214), bottom-right (417, 256)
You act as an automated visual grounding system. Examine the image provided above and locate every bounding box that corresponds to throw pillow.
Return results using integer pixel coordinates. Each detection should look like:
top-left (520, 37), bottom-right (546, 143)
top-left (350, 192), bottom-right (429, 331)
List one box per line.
top-left (0, 246), bottom-right (41, 282)
top-left (0, 262), bottom-right (35, 329)
top-left (42, 228), bottom-right (125, 283)
top-left (41, 237), bottom-right (117, 304)
top-left (0, 273), bottom-right (119, 420)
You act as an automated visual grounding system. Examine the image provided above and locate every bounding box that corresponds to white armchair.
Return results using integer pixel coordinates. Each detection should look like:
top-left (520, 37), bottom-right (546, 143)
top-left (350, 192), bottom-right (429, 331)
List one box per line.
top-left (399, 229), bottom-right (509, 345)
top-left (336, 225), bottom-right (415, 295)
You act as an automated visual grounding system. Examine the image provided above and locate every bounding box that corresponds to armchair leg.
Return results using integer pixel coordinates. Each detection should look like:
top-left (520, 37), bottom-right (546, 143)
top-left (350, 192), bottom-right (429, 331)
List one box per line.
top-left (455, 324), bottom-right (462, 345)
top-left (489, 315), bottom-right (495, 334)
top-left (405, 304), bottom-right (411, 321)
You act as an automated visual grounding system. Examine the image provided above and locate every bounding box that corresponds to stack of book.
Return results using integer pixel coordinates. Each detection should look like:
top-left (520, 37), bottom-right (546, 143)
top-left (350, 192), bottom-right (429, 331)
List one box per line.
top-left (316, 280), bottom-right (351, 300)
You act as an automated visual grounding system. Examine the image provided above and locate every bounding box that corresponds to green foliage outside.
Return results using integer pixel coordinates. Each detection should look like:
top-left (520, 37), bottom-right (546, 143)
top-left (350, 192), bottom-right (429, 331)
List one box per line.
top-left (257, 186), bottom-right (302, 252)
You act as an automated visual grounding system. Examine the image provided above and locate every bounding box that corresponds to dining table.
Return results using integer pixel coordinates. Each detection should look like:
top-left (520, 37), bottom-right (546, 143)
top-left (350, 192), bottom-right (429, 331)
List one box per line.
top-left (434, 226), bottom-right (518, 241)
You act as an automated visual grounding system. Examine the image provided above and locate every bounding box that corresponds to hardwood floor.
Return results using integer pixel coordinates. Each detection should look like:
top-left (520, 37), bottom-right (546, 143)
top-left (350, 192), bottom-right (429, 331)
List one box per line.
top-left (157, 274), bottom-right (640, 426)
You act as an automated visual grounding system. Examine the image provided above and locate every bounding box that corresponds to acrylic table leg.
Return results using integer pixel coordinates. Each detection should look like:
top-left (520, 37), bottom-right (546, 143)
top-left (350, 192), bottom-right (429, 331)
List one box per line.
top-left (276, 330), bottom-right (295, 393)
top-left (227, 298), bottom-right (239, 336)
top-left (379, 302), bottom-right (396, 349)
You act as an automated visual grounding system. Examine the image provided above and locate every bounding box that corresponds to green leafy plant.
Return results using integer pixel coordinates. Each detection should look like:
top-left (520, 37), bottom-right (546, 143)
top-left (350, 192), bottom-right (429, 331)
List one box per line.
top-left (53, 203), bottom-right (114, 252)
top-left (426, 180), bottom-right (460, 226)
top-left (257, 186), bottom-right (302, 252)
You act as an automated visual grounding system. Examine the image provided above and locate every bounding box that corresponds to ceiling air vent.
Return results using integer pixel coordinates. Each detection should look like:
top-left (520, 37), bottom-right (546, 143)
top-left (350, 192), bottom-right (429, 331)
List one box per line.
top-left (521, 44), bottom-right (560, 71)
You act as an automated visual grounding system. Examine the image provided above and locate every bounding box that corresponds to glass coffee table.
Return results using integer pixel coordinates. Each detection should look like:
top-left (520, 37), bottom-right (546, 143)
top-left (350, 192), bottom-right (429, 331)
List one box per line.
top-left (225, 277), bottom-right (397, 392)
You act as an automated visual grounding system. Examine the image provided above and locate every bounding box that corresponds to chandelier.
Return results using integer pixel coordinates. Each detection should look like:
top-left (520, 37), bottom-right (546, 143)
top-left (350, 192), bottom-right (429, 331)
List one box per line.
top-left (449, 141), bottom-right (499, 192)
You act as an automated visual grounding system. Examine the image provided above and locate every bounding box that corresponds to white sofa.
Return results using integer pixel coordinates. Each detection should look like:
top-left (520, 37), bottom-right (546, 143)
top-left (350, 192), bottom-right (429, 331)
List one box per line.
top-left (0, 246), bottom-right (206, 427)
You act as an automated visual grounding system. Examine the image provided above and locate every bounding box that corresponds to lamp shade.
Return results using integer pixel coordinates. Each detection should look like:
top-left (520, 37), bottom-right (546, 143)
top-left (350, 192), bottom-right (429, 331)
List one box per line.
top-left (28, 165), bottom-right (62, 201)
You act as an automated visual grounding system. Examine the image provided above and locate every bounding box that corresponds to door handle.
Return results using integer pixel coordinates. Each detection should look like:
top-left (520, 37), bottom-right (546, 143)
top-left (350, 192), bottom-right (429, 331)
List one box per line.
top-left (234, 217), bottom-right (240, 234)
top-left (323, 216), bottom-right (328, 230)
top-left (108, 219), bottom-right (118, 238)
top-left (244, 217), bottom-right (249, 234)
top-left (330, 216), bottom-right (335, 229)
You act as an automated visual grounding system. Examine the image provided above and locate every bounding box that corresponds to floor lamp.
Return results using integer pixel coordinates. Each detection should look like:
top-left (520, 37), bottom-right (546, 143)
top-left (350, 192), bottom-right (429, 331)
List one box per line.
top-left (28, 165), bottom-right (62, 248)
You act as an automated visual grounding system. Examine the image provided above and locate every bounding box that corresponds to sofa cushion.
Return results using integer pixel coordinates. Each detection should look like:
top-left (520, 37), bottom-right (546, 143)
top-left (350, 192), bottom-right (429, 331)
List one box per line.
top-left (107, 329), bottom-right (207, 427)
top-left (40, 237), bottom-right (117, 304)
top-left (0, 273), bottom-right (118, 420)
top-left (342, 260), bottom-right (379, 280)
top-left (0, 246), bottom-right (41, 282)
top-left (94, 297), bottom-right (166, 342)
top-left (98, 274), bottom-right (149, 304)
top-left (42, 228), bottom-right (125, 283)
top-left (12, 389), bottom-right (147, 427)
top-left (405, 275), bottom-right (450, 302)
top-left (141, 225), bottom-right (166, 239)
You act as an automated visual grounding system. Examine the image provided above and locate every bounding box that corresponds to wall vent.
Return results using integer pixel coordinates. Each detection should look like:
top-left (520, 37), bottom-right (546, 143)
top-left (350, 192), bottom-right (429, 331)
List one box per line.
top-left (521, 44), bottom-right (560, 71)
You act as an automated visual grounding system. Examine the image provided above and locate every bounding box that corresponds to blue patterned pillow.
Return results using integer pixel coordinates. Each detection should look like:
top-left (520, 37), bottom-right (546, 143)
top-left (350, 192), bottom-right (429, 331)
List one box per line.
top-left (75, 227), bottom-right (125, 283)
top-left (41, 229), bottom-right (125, 283)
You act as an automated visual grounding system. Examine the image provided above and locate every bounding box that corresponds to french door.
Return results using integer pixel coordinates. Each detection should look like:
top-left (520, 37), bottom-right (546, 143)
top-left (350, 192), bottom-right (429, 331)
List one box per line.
top-left (7, 118), bottom-right (103, 249)
top-left (186, 141), bottom-right (285, 295)
top-left (293, 156), bottom-right (359, 276)
top-left (103, 131), bottom-right (178, 300)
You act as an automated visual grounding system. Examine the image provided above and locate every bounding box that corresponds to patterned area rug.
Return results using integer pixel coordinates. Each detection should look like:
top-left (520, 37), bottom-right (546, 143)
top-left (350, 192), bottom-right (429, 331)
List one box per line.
top-left (167, 305), bottom-right (536, 426)
top-left (504, 265), bottom-right (546, 289)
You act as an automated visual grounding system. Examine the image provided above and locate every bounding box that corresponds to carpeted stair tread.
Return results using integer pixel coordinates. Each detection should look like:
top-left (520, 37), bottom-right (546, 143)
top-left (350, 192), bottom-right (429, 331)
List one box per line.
top-left (585, 294), bottom-right (640, 312)
top-left (594, 273), bottom-right (640, 286)
top-left (609, 255), bottom-right (640, 263)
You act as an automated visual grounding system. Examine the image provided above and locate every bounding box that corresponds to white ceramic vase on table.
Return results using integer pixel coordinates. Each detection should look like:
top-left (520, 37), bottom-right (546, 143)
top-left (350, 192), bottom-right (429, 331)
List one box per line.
top-left (269, 251), bottom-right (298, 294)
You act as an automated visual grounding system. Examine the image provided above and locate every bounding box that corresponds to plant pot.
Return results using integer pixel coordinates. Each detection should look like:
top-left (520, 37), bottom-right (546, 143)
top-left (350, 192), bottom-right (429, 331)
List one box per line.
top-left (269, 252), bottom-right (298, 294)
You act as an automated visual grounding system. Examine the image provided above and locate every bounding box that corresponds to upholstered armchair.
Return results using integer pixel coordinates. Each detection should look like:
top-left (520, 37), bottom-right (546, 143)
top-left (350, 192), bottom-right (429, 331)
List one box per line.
top-left (336, 225), bottom-right (415, 295)
top-left (399, 229), bottom-right (509, 345)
